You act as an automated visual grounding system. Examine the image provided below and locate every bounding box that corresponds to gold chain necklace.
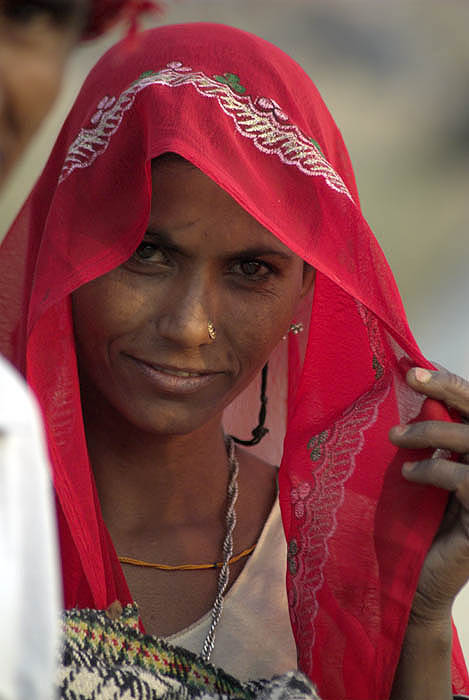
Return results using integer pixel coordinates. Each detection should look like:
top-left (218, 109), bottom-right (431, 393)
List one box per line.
top-left (118, 542), bottom-right (256, 571)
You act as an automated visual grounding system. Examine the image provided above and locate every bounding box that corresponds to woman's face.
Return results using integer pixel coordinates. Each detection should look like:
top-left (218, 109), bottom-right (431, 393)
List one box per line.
top-left (73, 159), bottom-right (314, 436)
top-left (0, 0), bottom-right (87, 188)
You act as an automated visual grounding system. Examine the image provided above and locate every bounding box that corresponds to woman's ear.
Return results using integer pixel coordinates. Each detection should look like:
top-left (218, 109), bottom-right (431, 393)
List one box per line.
top-left (301, 263), bottom-right (316, 298)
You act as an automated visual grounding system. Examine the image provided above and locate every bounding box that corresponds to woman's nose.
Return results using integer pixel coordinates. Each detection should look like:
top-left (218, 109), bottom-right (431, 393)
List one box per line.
top-left (156, 275), bottom-right (216, 347)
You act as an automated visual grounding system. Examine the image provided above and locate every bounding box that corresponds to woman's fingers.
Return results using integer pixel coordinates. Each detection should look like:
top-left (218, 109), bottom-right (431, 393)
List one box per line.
top-left (406, 367), bottom-right (469, 415)
top-left (402, 458), bottom-right (469, 508)
top-left (394, 368), bottom-right (469, 634)
top-left (389, 421), bottom-right (469, 453)
top-left (389, 367), bottom-right (469, 454)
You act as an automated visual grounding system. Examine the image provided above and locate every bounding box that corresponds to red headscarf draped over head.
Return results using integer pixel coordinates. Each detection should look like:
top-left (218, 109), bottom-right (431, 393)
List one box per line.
top-left (0, 23), bottom-right (467, 700)
top-left (82, 0), bottom-right (162, 39)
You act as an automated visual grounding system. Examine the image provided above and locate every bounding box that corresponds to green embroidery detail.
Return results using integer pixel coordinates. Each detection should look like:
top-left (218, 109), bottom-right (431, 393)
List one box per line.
top-left (213, 72), bottom-right (246, 94)
top-left (131, 70), bottom-right (159, 86)
top-left (139, 70), bottom-right (158, 80)
top-left (309, 138), bottom-right (323, 155)
top-left (372, 355), bottom-right (384, 380)
top-left (307, 429), bottom-right (329, 462)
top-left (287, 538), bottom-right (299, 576)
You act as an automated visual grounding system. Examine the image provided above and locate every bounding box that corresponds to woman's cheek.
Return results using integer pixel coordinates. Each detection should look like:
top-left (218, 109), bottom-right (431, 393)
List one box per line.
top-left (231, 306), bottom-right (289, 372)
top-left (74, 271), bottom-right (146, 333)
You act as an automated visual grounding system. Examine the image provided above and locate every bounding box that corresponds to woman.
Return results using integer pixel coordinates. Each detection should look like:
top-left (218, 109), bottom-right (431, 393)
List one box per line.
top-left (1, 22), bottom-right (468, 700)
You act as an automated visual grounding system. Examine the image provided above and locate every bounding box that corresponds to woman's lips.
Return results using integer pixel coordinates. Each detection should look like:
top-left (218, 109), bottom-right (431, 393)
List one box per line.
top-left (127, 356), bottom-right (221, 394)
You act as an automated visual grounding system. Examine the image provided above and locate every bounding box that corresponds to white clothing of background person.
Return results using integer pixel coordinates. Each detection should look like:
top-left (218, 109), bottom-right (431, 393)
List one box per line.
top-left (0, 355), bottom-right (61, 700)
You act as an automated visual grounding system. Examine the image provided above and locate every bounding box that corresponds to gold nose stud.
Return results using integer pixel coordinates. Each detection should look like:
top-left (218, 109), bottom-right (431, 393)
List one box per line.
top-left (208, 321), bottom-right (216, 340)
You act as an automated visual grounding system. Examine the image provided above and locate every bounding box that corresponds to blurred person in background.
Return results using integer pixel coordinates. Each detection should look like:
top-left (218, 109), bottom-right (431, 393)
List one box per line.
top-left (2, 21), bottom-right (469, 700)
top-left (0, 1), bottom-right (159, 698)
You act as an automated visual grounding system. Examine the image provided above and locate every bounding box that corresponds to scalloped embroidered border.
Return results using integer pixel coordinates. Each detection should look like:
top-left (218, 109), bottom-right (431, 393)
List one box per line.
top-left (59, 61), bottom-right (352, 201)
top-left (356, 301), bottom-right (388, 379)
top-left (289, 376), bottom-right (391, 676)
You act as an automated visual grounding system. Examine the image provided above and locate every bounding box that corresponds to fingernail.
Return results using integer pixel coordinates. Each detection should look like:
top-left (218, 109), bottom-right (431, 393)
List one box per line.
top-left (392, 425), bottom-right (408, 436)
top-left (414, 368), bottom-right (432, 384)
top-left (402, 461), bottom-right (416, 474)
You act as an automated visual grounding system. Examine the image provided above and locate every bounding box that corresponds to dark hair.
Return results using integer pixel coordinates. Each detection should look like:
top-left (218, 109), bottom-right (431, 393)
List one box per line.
top-left (153, 152), bottom-right (197, 169)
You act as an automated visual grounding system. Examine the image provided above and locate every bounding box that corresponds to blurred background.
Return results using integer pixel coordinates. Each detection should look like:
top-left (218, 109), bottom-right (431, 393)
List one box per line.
top-left (1, 0), bottom-right (468, 655)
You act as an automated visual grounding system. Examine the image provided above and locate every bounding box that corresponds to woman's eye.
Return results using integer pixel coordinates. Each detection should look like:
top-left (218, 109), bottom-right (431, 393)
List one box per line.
top-left (232, 260), bottom-right (272, 279)
top-left (241, 261), bottom-right (261, 275)
top-left (133, 243), bottom-right (167, 262)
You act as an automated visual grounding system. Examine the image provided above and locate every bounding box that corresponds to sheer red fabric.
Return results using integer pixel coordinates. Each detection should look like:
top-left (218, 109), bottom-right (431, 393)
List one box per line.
top-left (0, 23), bottom-right (467, 700)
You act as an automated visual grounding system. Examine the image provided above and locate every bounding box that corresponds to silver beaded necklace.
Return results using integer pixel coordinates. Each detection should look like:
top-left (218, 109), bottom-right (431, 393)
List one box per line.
top-left (200, 436), bottom-right (239, 663)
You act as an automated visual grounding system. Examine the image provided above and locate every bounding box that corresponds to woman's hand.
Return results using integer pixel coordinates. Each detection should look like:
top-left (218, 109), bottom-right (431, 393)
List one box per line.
top-left (389, 367), bottom-right (469, 700)
top-left (389, 367), bottom-right (469, 619)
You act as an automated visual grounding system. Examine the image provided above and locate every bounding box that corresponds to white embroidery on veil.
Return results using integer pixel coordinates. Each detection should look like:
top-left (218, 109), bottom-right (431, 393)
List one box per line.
top-left (59, 61), bottom-right (352, 201)
top-left (289, 376), bottom-right (390, 675)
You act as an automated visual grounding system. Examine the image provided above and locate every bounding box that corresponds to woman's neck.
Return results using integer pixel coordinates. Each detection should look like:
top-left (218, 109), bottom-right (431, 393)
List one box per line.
top-left (83, 402), bottom-right (230, 536)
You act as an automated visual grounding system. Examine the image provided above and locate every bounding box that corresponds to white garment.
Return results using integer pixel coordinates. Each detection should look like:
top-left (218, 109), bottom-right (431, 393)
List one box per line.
top-left (166, 497), bottom-right (297, 681)
top-left (0, 356), bottom-right (61, 700)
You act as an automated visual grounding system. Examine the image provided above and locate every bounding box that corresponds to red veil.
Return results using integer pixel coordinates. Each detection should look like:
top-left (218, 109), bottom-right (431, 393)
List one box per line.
top-left (0, 23), bottom-right (466, 700)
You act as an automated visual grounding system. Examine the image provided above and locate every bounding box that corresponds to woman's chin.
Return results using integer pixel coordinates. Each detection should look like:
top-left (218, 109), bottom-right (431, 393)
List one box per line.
top-left (113, 400), bottom-right (222, 439)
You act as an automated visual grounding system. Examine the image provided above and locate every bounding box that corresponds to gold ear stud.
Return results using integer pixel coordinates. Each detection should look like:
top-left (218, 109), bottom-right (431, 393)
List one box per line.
top-left (208, 321), bottom-right (217, 340)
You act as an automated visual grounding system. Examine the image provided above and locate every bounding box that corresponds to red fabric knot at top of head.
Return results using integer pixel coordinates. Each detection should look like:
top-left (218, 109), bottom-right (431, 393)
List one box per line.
top-left (82, 0), bottom-right (163, 40)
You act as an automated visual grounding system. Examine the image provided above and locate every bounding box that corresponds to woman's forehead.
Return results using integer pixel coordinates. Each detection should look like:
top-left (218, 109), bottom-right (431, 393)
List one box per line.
top-left (149, 159), bottom-right (296, 258)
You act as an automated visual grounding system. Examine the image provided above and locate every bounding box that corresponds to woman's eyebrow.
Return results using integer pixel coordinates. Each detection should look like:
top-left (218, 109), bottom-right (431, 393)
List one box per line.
top-left (144, 229), bottom-right (182, 252)
top-left (145, 230), bottom-right (293, 260)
